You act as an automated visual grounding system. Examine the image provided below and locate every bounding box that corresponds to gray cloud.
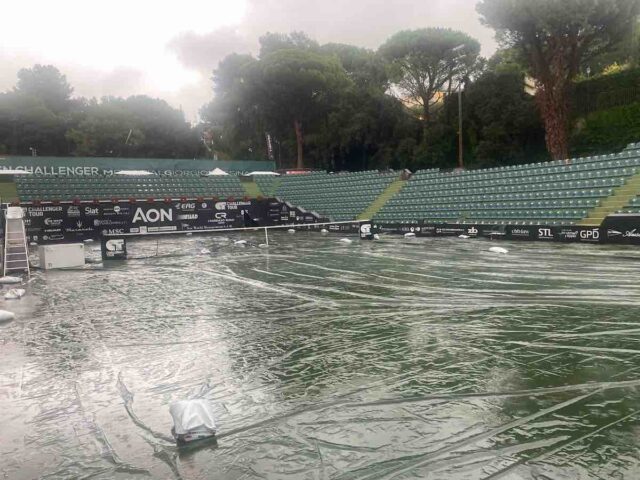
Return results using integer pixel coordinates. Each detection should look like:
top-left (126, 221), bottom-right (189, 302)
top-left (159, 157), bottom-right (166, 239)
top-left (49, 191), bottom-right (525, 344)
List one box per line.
top-left (1, 0), bottom-right (497, 122)
top-left (167, 27), bottom-right (252, 74)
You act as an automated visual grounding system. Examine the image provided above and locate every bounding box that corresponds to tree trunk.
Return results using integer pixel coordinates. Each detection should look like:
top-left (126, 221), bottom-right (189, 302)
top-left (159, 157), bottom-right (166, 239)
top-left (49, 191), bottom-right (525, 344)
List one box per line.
top-left (536, 80), bottom-right (570, 161)
top-left (293, 119), bottom-right (304, 169)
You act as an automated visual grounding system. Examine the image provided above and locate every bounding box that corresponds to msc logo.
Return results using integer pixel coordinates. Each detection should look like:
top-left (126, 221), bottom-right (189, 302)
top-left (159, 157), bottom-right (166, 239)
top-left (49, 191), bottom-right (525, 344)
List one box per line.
top-left (132, 208), bottom-right (172, 223)
top-left (579, 229), bottom-right (600, 241)
top-left (538, 228), bottom-right (553, 239)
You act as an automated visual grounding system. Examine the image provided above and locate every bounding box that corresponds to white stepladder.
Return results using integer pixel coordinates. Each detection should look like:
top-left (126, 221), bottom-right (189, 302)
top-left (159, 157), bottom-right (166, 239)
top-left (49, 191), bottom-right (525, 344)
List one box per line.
top-left (3, 206), bottom-right (30, 277)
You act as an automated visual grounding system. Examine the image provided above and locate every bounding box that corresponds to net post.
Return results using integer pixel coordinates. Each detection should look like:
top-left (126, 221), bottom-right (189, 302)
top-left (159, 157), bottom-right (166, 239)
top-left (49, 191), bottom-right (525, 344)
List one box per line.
top-left (264, 227), bottom-right (269, 246)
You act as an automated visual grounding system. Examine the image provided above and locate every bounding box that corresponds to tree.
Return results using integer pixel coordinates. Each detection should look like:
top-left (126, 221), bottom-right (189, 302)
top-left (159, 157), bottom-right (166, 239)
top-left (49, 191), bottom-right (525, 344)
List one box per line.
top-left (378, 28), bottom-right (481, 126)
top-left (248, 49), bottom-right (351, 168)
top-left (477, 0), bottom-right (640, 160)
top-left (259, 31), bottom-right (319, 57)
top-left (67, 96), bottom-right (201, 158)
top-left (15, 64), bottom-right (73, 113)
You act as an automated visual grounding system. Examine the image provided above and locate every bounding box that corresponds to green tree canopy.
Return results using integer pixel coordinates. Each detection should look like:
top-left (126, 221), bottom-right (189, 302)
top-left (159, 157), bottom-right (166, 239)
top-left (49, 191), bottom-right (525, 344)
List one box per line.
top-left (15, 64), bottom-right (73, 113)
top-left (477, 0), bottom-right (640, 159)
top-left (247, 49), bottom-right (351, 168)
top-left (378, 28), bottom-right (481, 124)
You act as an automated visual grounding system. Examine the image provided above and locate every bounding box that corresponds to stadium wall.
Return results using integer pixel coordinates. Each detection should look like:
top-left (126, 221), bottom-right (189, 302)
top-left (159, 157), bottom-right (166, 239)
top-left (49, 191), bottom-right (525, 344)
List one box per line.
top-left (0, 156), bottom-right (275, 175)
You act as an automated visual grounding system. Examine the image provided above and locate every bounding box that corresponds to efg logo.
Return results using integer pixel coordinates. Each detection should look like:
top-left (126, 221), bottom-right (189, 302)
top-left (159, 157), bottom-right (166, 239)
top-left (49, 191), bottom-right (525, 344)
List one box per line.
top-left (132, 208), bottom-right (172, 223)
top-left (215, 202), bottom-right (227, 211)
top-left (175, 202), bottom-right (195, 210)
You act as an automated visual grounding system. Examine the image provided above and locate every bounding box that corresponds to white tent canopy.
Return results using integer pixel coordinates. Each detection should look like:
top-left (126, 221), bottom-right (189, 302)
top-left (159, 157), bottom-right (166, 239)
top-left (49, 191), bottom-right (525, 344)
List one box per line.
top-left (247, 171), bottom-right (279, 176)
top-left (207, 168), bottom-right (229, 176)
top-left (115, 170), bottom-right (155, 176)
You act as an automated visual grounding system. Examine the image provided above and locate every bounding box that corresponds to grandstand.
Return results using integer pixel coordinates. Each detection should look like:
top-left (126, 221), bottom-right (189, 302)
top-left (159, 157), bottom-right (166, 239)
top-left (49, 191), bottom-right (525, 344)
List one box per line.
top-left (375, 146), bottom-right (640, 226)
top-left (14, 175), bottom-right (245, 202)
top-left (7, 142), bottom-right (640, 228)
top-left (259, 170), bottom-right (399, 221)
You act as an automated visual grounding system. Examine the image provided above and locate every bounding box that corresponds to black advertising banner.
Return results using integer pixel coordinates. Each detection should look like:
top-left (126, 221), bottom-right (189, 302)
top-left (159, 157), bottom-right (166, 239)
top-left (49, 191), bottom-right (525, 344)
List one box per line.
top-left (601, 214), bottom-right (640, 244)
top-left (101, 237), bottom-right (127, 260)
top-left (22, 198), bottom-right (326, 243)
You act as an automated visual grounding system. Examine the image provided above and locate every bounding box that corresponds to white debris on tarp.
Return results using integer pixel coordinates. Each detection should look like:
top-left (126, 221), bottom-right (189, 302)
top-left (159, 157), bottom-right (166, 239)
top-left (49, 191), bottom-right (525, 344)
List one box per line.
top-left (170, 399), bottom-right (217, 435)
top-left (320, 229), bottom-right (328, 234)
top-left (0, 276), bottom-right (21, 284)
top-left (339, 238), bottom-right (353, 244)
top-left (404, 232), bottom-right (416, 238)
top-left (0, 310), bottom-right (15, 322)
top-left (489, 246), bottom-right (509, 254)
top-left (287, 229), bottom-right (295, 234)
top-left (4, 288), bottom-right (25, 300)
top-left (459, 234), bottom-right (470, 239)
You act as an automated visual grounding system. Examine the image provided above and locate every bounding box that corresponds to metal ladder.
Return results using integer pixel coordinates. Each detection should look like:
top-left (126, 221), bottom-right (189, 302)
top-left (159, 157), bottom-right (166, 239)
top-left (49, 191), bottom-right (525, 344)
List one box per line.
top-left (3, 206), bottom-right (30, 277)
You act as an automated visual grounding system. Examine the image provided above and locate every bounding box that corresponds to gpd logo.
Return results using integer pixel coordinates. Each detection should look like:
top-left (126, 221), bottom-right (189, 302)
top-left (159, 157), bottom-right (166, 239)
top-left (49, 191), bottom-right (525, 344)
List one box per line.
top-left (579, 229), bottom-right (600, 241)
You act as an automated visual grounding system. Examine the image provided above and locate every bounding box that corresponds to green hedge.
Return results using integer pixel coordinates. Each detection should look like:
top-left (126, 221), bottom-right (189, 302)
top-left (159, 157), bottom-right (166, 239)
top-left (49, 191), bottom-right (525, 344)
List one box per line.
top-left (573, 69), bottom-right (640, 116)
top-left (571, 101), bottom-right (640, 155)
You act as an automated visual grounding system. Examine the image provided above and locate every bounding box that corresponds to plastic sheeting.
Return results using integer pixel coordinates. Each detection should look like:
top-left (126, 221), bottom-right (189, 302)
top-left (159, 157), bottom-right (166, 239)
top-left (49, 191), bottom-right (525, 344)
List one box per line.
top-left (2, 233), bottom-right (640, 479)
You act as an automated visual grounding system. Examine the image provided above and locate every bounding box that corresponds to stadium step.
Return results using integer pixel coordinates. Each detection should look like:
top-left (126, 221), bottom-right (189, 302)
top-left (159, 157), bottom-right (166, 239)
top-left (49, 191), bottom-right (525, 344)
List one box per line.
top-left (0, 180), bottom-right (18, 204)
top-left (241, 180), bottom-right (262, 198)
top-left (578, 171), bottom-right (640, 225)
top-left (357, 178), bottom-right (406, 220)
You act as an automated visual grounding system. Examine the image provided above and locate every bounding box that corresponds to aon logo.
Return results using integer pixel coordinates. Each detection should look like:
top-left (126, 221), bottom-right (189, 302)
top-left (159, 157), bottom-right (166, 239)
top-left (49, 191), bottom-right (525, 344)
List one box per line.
top-left (133, 208), bottom-right (172, 223)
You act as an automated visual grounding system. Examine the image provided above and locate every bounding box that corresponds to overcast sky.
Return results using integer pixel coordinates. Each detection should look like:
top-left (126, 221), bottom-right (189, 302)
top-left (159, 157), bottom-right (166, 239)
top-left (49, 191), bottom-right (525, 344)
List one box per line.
top-left (0, 0), bottom-right (497, 122)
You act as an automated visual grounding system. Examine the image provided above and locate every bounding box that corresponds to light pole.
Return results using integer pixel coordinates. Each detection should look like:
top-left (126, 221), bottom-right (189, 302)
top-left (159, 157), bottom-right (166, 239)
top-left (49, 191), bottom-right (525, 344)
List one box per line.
top-left (457, 83), bottom-right (463, 170)
top-left (451, 44), bottom-right (466, 170)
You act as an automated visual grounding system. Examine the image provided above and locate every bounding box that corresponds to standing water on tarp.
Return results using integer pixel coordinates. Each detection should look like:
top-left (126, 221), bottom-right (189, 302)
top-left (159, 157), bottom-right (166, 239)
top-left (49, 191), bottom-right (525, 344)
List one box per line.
top-left (2, 232), bottom-right (640, 479)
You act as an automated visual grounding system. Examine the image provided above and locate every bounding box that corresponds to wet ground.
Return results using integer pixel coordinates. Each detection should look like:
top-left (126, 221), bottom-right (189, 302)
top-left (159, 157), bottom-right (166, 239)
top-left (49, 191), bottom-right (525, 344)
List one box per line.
top-left (2, 232), bottom-right (640, 479)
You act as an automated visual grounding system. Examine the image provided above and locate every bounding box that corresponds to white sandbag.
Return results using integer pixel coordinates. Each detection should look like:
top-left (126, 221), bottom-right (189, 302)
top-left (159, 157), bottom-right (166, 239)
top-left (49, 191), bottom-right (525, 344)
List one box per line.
top-left (339, 238), bottom-right (353, 244)
top-left (186, 232), bottom-right (193, 236)
top-left (404, 232), bottom-right (416, 238)
top-left (287, 229), bottom-right (296, 234)
top-left (489, 246), bottom-right (509, 254)
top-left (170, 399), bottom-right (216, 444)
top-left (233, 239), bottom-right (247, 246)
top-left (4, 288), bottom-right (25, 300)
top-left (459, 234), bottom-right (470, 239)
top-left (258, 243), bottom-right (268, 248)
top-left (0, 276), bottom-right (21, 284)
top-left (0, 310), bottom-right (15, 322)
top-left (373, 233), bottom-right (380, 240)
top-left (199, 248), bottom-right (211, 255)
top-left (83, 239), bottom-right (94, 243)
top-left (29, 242), bottom-right (38, 246)
top-left (320, 228), bottom-right (328, 234)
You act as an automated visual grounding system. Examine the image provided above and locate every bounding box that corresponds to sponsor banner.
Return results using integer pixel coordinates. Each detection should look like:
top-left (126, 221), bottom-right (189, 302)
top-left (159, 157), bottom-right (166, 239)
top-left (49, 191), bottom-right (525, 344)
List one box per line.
top-left (601, 214), bottom-right (640, 244)
top-left (21, 198), bottom-right (325, 243)
top-left (101, 237), bottom-right (127, 260)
